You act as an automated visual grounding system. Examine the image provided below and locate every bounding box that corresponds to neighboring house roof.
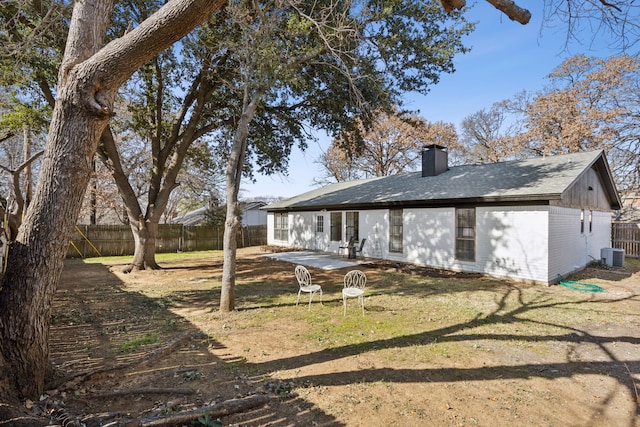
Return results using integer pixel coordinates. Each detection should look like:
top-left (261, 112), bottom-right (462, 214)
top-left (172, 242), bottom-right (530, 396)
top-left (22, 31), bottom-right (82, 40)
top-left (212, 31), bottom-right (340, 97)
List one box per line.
top-left (171, 207), bottom-right (208, 226)
top-left (265, 150), bottom-right (621, 211)
top-left (172, 201), bottom-right (269, 226)
top-left (242, 201), bottom-right (267, 211)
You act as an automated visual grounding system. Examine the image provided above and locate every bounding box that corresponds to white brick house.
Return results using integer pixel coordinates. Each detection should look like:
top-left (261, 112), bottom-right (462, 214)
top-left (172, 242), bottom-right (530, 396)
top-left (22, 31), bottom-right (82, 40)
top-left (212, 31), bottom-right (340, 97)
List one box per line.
top-left (264, 147), bottom-right (621, 284)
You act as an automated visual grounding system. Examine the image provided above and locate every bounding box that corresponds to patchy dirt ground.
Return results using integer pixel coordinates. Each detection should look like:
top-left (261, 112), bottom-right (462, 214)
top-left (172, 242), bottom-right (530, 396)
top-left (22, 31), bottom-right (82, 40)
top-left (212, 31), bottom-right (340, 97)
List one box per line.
top-left (29, 248), bottom-right (640, 426)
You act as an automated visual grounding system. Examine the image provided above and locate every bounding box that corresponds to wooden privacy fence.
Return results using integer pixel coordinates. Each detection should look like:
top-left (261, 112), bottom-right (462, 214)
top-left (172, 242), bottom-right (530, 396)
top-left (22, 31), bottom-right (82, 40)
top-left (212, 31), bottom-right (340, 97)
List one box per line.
top-left (67, 224), bottom-right (267, 258)
top-left (612, 222), bottom-right (640, 258)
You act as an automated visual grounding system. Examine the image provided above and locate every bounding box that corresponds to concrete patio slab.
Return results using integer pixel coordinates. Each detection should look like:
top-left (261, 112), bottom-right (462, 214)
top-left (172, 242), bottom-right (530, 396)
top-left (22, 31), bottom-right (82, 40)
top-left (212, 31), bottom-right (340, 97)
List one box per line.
top-left (263, 251), bottom-right (357, 270)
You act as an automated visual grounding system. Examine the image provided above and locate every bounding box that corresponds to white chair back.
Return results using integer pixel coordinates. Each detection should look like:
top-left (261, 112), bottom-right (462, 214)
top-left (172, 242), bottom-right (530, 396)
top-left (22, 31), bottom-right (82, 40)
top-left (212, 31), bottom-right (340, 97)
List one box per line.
top-left (344, 270), bottom-right (366, 290)
top-left (295, 265), bottom-right (312, 288)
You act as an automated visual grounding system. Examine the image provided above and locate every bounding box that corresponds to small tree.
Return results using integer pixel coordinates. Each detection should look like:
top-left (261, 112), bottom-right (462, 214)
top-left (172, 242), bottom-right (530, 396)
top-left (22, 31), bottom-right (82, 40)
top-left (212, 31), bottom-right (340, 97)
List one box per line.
top-left (0, 98), bottom-right (48, 238)
top-left (218, 0), bottom-right (473, 311)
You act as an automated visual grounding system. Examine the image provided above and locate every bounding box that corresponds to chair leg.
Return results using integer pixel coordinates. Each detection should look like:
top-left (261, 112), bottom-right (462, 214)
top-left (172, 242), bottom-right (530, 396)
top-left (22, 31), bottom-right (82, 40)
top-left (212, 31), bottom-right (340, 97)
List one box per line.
top-left (308, 291), bottom-right (313, 310)
top-left (296, 290), bottom-right (301, 306)
top-left (343, 295), bottom-right (347, 316)
top-left (360, 296), bottom-right (364, 316)
top-left (319, 289), bottom-right (323, 305)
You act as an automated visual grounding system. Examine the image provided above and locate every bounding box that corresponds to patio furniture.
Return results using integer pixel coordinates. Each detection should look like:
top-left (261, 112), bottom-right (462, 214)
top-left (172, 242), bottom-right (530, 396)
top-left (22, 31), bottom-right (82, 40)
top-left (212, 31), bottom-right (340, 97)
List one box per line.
top-left (353, 238), bottom-right (366, 258)
top-left (342, 270), bottom-right (366, 316)
top-left (339, 236), bottom-right (355, 258)
top-left (295, 265), bottom-right (322, 309)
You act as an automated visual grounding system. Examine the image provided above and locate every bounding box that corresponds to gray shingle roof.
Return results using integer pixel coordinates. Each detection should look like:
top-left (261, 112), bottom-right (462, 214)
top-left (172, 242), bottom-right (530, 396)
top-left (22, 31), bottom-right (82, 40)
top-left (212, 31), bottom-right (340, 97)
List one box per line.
top-left (265, 150), bottom-right (620, 211)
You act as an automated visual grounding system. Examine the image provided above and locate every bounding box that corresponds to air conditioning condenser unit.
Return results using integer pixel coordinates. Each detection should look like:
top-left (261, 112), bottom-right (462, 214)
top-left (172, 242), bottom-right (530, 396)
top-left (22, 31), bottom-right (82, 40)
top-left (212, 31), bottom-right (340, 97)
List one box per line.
top-left (601, 247), bottom-right (624, 268)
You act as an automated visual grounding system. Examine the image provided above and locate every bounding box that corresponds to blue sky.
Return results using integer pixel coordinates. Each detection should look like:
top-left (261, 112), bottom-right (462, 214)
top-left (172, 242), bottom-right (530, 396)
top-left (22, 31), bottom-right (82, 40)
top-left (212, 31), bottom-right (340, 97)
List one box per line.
top-left (241, 1), bottom-right (617, 200)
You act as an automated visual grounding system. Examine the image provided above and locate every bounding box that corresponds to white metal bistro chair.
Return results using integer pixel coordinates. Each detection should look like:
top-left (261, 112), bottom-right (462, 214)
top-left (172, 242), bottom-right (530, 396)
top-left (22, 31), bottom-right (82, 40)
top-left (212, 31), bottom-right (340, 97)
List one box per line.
top-left (342, 270), bottom-right (366, 316)
top-left (295, 265), bottom-right (322, 309)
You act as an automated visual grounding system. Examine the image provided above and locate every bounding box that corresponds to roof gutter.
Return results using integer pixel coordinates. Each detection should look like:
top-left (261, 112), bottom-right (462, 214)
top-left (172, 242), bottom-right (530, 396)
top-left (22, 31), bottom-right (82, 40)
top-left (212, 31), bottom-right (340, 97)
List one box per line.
top-left (264, 194), bottom-right (561, 212)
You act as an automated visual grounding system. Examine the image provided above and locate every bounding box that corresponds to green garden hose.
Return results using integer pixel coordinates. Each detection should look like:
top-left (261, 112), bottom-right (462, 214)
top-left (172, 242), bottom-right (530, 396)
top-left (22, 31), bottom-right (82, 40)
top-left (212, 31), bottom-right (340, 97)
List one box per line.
top-left (557, 275), bottom-right (605, 293)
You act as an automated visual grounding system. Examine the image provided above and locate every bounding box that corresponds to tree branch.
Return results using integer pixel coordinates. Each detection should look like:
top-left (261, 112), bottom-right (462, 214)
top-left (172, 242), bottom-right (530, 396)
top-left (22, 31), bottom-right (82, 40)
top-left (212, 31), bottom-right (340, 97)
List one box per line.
top-left (599, 0), bottom-right (623, 13)
top-left (485, 0), bottom-right (531, 24)
top-left (135, 394), bottom-right (270, 427)
top-left (440, 0), bottom-right (466, 13)
top-left (0, 131), bottom-right (15, 144)
top-left (86, 0), bottom-right (227, 91)
top-left (14, 150), bottom-right (44, 174)
top-left (440, 0), bottom-right (531, 25)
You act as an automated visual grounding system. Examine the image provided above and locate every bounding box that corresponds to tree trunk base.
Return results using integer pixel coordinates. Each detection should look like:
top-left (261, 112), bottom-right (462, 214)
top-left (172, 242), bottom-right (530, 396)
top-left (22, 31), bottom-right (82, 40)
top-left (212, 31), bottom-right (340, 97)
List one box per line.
top-left (122, 263), bottom-right (163, 273)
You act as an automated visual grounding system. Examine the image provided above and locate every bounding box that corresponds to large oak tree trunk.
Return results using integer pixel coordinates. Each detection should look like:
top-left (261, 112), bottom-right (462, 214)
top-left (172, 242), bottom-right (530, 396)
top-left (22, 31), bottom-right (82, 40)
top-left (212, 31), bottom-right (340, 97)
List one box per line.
top-left (129, 218), bottom-right (161, 271)
top-left (0, 0), bottom-right (116, 400)
top-left (0, 70), bottom-right (112, 400)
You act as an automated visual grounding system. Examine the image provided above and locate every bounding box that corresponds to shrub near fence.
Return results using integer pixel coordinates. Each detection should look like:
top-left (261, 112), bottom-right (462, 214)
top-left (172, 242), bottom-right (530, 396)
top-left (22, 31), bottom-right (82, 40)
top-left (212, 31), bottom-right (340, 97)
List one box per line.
top-left (612, 222), bottom-right (640, 258)
top-left (67, 224), bottom-right (267, 258)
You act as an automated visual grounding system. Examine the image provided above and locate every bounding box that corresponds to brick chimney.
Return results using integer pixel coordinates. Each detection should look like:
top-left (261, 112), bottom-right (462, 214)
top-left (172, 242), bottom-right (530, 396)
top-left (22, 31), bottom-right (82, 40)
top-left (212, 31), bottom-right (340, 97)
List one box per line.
top-left (422, 144), bottom-right (448, 177)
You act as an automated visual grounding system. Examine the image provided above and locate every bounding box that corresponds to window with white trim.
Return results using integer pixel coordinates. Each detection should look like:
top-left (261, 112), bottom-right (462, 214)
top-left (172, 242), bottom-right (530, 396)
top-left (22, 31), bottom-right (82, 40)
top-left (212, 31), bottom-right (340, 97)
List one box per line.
top-left (346, 212), bottom-right (359, 242)
top-left (330, 212), bottom-right (342, 241)
top-left (389, 209), bottom-right (403, 253)
top-left (455, 208), bottom-right (475, 261)
top-left (274, 213), bottom-right (288, 241)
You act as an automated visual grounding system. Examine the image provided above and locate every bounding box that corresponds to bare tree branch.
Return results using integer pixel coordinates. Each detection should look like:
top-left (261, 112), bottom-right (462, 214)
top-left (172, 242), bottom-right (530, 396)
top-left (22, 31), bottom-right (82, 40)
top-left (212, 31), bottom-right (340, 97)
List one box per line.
top-left (0, 131), bottom-right (15, 144)
top-left (486, 0), bottom-right (531, 24)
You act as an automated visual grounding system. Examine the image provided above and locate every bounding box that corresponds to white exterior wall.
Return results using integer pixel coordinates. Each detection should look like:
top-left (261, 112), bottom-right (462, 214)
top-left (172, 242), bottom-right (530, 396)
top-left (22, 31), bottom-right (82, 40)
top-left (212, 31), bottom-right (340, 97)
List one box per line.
top-left (288, 212), bottom-right (316, 249)
top-left (401, 208), bottom-right (455, 267)
top-left (356, 209), bottom-right (388, 259)
top-left (400, 206), bottom-right (549, 283)
top-left (266, 212), bottom-right (278, 246)
top-left (474, 206), bottom-right (549, 283)
top-left (267, 205), bottom-right (613, 284)
top-left (591, 210), bottom-right (614, 260)
top-left (548, 207), bottom-right (613, 281)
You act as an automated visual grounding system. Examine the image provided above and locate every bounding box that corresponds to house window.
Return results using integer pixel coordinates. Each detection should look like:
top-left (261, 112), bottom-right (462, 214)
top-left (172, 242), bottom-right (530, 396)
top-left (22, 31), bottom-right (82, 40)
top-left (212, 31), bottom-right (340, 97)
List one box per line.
top-left (389, 209), bottom-right (403, 253)
top-left (346, 212), bottom-right (359, 241)
top-left (274, 213), bottom-right (288, 241)
top-left (580, 209), bottom-right (585, 234)
top-left (455, 208), bottom-right (475, 262)
top-left (589, 210), bottom-right (593, 233)
top-left (330, 212), bottom-right (342, 241)
top-left (316, 215), bottom-right (324, 233)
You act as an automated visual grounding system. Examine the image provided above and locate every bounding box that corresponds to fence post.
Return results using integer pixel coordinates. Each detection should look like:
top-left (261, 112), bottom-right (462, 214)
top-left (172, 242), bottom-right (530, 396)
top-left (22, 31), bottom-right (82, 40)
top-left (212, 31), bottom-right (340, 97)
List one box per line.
top-left (83, 224), bottom-right (88, 258)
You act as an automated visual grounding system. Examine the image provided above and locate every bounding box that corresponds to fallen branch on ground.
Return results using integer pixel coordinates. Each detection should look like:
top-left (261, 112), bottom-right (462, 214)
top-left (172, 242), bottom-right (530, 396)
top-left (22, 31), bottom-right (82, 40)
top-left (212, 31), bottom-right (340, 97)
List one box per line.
top-left (130, 394), bottom-right (271, 427)
top-left (87, 387), bottom-right (196, 399)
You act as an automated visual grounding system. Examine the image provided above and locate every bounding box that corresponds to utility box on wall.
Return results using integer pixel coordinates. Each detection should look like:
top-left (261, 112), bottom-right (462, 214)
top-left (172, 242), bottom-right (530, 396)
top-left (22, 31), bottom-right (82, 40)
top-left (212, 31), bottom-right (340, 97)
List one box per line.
top-left (601, 247), bottom-right (625, 267)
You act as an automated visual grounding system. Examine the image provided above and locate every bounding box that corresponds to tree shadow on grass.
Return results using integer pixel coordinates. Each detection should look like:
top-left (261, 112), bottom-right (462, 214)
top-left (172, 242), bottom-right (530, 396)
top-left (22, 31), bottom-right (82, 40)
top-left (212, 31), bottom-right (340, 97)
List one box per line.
top-left (232, 266), bottom-right (640, 425)
top-left (163, 253), bottom-right (640, 425)
top-left (46, 253), bottom-right (640, 426)
top-left (45, 259), bottom-right (343, 427)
